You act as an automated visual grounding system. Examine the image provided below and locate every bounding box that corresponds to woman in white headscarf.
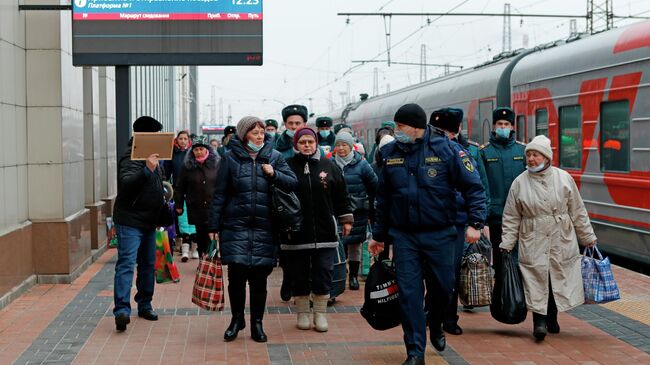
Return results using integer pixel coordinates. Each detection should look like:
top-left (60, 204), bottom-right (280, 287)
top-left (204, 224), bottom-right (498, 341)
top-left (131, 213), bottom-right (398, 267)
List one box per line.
top-left (500, 135), bottom-right (597, 341)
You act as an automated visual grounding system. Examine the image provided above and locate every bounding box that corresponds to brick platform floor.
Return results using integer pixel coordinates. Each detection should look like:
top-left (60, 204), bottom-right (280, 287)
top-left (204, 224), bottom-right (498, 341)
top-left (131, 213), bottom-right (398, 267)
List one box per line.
top-left (2, 248), bottom-right (650, 364)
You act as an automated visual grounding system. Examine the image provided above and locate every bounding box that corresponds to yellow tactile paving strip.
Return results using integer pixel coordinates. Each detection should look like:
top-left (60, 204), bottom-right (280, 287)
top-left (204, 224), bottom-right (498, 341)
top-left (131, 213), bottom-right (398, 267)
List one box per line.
top-left (600, 265), bottom-right (650, 326)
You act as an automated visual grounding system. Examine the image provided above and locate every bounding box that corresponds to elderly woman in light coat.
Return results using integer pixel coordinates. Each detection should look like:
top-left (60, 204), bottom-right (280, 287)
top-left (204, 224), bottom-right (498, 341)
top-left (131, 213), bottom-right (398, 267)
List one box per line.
top-left (500, 135), bottom-right (597, 341)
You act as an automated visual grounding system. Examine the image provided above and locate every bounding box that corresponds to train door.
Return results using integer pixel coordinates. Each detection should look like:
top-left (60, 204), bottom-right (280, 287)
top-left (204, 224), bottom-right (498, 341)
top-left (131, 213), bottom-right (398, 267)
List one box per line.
top-left (516, 115), bottom-right (526, 142)
top-left (478, 100), bottom-right (493, 145)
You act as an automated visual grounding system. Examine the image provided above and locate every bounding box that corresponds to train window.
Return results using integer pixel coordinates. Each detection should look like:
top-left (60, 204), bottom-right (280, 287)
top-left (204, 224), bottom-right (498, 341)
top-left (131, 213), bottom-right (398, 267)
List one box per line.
top-left (600, 100), bottom-right (630, 172)
top-left (559, 105), bottom-right (582, 169)
top-left (535, 109), bottom-right (548, 136)
top-left (516, 115), bottom-right (526, 142)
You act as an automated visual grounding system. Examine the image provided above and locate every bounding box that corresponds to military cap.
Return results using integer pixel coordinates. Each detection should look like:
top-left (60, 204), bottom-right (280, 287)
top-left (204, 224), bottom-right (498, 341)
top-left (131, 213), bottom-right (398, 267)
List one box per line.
top-left (315, 116), bottom-right (333, 128)
top-left (133, 116), bottom-right (163, 132)
top-left (430, 107), bottom-right (464, 133)
top-left (264, 119), bottom-right (278, 128)
top-left (381, 121), bottom-right (396, 130)
top-left (224, 125), bottom-right (237, 136)
top-left (492, 107), bottom-right (515, 124)
top-left (281, 104), bottom-right (308, 123)
top-left (333, 123), bottom-right (352, 135)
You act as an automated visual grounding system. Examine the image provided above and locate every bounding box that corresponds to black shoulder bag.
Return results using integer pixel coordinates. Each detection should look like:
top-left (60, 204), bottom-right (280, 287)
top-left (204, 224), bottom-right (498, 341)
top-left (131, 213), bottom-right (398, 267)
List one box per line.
top-left (271, 185), bottom-right (302, 233)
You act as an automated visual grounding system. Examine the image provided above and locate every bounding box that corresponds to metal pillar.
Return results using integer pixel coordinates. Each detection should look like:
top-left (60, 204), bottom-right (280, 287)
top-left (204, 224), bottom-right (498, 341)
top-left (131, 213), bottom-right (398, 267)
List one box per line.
top-left (115, 65), bottom-right (131, 157)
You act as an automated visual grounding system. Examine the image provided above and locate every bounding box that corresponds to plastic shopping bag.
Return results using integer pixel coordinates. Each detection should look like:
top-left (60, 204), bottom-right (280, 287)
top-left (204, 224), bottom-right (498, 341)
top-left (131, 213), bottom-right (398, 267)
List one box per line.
top-left (490, 251), bottom-right (527, 324)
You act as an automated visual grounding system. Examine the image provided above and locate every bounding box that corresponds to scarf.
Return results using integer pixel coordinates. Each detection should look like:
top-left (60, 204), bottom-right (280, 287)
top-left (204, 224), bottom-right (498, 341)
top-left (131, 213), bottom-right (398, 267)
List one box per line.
top-left (195, 150), bottom-right (209, 164)
top-left (334, 152), bottom-right (354, 169)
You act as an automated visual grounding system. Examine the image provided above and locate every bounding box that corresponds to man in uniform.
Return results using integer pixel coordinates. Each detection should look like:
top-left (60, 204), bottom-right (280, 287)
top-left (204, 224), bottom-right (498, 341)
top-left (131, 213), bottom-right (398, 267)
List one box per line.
top-left (274, 104), bottom-right (308, 160)
top-left (479, 107), bottom-right (526, 273)
top-left (264, 119), bottom-right (279, 141)
top-left (429, 108), bottom-right (489, 336)
top-left (315, 116), bottom-right (336, 153)
top-left (217, 125), bottom-right (236, 157)
top-left (369, 104), bottom-right (486, 365)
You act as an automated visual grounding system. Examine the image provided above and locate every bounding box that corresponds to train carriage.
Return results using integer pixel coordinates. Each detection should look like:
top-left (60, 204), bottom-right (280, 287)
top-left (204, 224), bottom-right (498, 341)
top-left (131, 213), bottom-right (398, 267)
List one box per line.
top-left (314, 19), bottom-right (650, 264)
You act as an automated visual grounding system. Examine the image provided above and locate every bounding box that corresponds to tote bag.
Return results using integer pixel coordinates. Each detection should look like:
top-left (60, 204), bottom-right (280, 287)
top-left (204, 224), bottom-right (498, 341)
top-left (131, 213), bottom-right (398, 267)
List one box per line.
top-left (191, 240), bottom-right (225, 311)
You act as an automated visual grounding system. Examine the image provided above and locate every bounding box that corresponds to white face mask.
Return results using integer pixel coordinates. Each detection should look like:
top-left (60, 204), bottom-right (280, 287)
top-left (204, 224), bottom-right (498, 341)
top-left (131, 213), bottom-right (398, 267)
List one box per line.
top-left (527, 161), bottom-right (547, 173)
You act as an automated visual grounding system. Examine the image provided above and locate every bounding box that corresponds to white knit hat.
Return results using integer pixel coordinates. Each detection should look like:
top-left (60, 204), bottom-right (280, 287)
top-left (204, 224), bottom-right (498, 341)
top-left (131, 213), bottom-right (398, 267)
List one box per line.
top-left (525, 135), bottom-right (553, 160)
top-left (378, 135), bottom-right (395, 149)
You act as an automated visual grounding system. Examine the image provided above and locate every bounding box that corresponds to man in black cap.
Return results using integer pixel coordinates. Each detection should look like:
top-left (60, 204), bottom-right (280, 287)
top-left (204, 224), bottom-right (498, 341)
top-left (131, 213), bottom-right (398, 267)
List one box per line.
top-left (112, 116), bottom-right (165, 332)
top-left (274, 104), bottom-right (308, 159)
top-left (429, 108), bottom-right (489, 335)
top-left (315, 116), bottom-right (335, 153)
top-left (479, 107), bottom-right (526, 273)
top-left (369, 104), bottom-right (486, 365)
top-left (264, 119), bottom-right (279, 142)
top-left (218, 126), bottom-right (236, 157)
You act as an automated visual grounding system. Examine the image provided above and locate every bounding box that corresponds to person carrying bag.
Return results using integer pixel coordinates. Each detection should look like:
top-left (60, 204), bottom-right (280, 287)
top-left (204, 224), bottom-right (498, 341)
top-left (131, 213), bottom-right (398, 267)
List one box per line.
top-left (360, 258), bottom-right (402, 331)
top-left (490, 251), bottom-right (527, 325)
top-left (459, 243), bottom-right (492, 307)
top-left (192, 239), bottom-right (225, 312)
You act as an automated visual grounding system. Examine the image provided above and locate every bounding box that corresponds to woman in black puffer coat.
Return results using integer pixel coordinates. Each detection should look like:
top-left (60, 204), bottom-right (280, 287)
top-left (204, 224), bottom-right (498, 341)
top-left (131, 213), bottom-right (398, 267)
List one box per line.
top-left (284, 127), bottom-right (354, 333)
top-left (173, 136), bottom-right (220, 258)
top-left (208, 116), bottom-right (298, 344)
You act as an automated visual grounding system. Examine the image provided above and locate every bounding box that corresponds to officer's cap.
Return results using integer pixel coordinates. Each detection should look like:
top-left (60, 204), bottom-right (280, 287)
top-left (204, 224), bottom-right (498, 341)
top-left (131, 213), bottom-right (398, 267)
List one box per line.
top-left (224, 125), bottom-right (237, 136)
top-left (492, 107), bottom-right (515, 124)
top-left (264, 119), bottom-right (278, 128)
top-left (430, 108), bottom-right (464, 133)
top-left (315, 117), bottom-right (333, 128)
top-left (281, 104), bottom-right (308, 123)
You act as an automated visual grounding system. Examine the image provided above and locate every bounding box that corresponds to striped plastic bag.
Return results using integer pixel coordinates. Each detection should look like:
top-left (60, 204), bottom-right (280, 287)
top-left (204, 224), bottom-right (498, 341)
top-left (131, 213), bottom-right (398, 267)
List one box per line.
top-left (581, 246), bottom-right (620, 304)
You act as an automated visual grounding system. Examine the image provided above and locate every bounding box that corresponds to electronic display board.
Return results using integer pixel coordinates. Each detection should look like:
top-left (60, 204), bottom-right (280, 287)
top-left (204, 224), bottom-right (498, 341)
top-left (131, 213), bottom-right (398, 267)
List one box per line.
top-left (72, 0), bottom-right (263, 66)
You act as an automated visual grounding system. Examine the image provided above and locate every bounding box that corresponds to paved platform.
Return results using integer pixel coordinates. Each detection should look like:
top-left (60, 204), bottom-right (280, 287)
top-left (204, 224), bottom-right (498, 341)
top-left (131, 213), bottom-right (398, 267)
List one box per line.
top-left (2, 248), bottom-right (650, 365)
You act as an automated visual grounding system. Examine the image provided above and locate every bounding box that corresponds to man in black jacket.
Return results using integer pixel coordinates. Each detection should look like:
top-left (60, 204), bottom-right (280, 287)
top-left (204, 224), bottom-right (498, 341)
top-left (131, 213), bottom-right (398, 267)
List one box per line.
top-left (112, 116), bottom-right (165, 332)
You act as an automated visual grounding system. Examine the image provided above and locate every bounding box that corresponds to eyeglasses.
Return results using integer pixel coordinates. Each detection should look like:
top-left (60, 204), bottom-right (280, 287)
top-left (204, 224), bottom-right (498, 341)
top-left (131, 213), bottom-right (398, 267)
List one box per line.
top-left (298, 140), bottom-right (316, 145)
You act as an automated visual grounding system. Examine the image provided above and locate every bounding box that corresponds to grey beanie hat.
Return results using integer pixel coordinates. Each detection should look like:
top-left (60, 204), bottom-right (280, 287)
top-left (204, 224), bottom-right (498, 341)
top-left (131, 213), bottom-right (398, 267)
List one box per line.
top-left (236, 116), bottom-right (264, 142)
top-left (335, 131), bottom-right (355, 149)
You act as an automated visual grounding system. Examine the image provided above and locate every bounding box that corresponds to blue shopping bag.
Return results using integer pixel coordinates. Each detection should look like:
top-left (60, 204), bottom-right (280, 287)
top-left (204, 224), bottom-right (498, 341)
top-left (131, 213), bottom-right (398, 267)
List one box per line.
top-left (581, 246), bottom-right (620, 304)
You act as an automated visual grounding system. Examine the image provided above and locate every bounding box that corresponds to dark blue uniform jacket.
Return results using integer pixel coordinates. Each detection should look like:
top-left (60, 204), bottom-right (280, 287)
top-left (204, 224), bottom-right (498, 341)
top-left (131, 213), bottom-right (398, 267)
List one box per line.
top-left (372, 127), bottom-right (486, 243)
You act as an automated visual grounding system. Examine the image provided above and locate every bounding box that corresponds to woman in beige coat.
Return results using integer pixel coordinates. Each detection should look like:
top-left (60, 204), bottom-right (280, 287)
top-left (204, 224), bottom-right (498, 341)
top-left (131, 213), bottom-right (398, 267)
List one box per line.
top-left (500, 135), bottom-right (597, 341)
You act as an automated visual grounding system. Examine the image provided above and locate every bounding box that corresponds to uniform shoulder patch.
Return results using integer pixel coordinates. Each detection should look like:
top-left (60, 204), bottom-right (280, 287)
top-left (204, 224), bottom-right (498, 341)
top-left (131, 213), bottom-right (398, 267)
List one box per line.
top-left (458, 150), bottom-right (467, 158)
top-left (462, 157), bottom-right (475, 172)
top-left (468, 140), bottom-right (480, 147)
top-left (480, 142), bottom-right (490, 150)
top-left (516, 141), bottom-right (526, 146)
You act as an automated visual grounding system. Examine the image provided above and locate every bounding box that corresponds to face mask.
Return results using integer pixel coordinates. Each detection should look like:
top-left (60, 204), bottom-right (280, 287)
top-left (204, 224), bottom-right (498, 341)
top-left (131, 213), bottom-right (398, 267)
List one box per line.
top-left (266, 132), bottom-right (276, 139)
top-left (319, 130), bottom-right (331, 138)
top-left (527, 161), bottom-right (546, 173)
top-left (495, 127), bottom-right (511, 139)
top-left (394, 130), bottom-right (414, 144)
top-left (247, 141), bottom-right (263, 152)
top-left (286, 130), bottom-right (295, 138)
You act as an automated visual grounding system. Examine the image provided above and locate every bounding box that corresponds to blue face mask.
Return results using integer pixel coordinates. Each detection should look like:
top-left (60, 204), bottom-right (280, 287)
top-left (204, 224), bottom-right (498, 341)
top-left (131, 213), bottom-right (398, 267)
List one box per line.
top-left (394, 130), bottom-right (414, 144)
top-left (266, 132), bottom-right (276, 139)
top-left (495, 127), bottom-right (511, 139)
top-left (319, 130), bottom-right (331, 138)
top-left (286, 130), bottom-right (295, 138)
top-left (247, 141), bottom-right (263, 152)
top-left (527, 161), bottom-right (547, 173)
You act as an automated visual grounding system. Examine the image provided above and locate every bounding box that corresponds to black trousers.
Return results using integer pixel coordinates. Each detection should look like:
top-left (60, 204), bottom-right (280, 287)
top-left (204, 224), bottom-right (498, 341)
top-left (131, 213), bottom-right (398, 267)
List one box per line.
top-left (489, 223), bottom-right (503, 274)
top-left (227, 264), bottom-right (273, 320)
top-left (443, 225), bottom-right (466, 326)
top-left (194, 224), bottom-right (210, 256)
top-left (285, 248), bottom-right (337, 296)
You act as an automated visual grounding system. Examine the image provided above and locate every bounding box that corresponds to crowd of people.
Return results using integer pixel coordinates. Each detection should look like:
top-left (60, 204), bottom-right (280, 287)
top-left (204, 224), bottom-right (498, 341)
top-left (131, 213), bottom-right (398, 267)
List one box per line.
top-left (111, 101), bottom-right (598, 365)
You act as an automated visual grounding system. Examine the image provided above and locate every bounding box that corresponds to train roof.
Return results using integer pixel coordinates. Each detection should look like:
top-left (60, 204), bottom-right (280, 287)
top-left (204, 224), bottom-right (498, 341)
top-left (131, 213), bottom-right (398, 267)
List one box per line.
top-left (511, 20), bottom-right (650, 87)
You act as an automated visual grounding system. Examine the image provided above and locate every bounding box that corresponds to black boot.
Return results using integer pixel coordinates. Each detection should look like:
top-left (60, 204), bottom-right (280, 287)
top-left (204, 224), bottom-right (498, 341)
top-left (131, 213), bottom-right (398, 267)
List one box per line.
top-left (348, 261), bottom-right (360, 290)
top-left (533, 312), bottom-right (547, 340)
top-left (547, 292), bottom-right (560, 334)
top-left (429, 322), bottom-right (446, 351)
top-left (224, 314), bottom-right (246, 342)
top-left (280, 268), bottom-right (292, 302)
top-left (251, 318), bottom-right (267, 342)
top-left (402, 355), bottom-right (425, 365)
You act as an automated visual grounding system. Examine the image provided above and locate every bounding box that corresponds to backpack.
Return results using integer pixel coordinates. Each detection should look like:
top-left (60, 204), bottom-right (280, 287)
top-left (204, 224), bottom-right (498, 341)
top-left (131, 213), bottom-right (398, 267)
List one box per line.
top-left (360, 260), bottom-right (402, 330)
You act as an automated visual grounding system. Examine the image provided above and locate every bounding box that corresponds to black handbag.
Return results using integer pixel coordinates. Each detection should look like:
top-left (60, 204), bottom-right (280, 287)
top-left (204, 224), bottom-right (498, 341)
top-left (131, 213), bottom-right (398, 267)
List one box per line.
top-left (157, 181), bottom-right (174, 227)
top-left (271, 185), bottom-right (302, 233)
